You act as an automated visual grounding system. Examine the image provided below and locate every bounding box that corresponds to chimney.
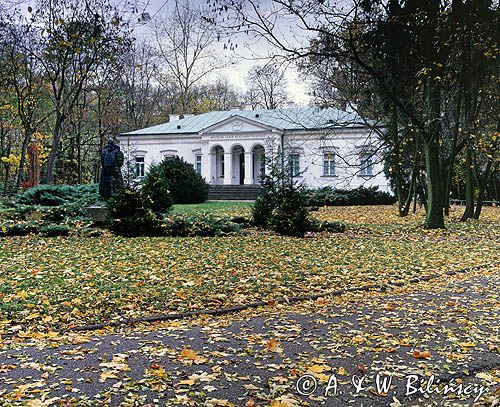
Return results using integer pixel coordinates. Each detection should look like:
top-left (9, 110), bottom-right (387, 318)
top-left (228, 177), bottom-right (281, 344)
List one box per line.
top-left (169, 114), bottom-right (180, 122)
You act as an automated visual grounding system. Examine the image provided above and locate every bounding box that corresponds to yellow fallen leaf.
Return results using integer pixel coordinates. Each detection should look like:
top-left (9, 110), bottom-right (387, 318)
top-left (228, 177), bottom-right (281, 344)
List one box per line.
top-left (267, 338), bottom-right (278, 352)
top-left (99, 370), bottom-right (118, 382)
top-left (180, 348), bottom-right (198, 360)
top-left (337, 367), bottom-right (348, 375)
top-left (17, 290), bottom-right (29, 299)
top-left (179, 347), bottom-right (207, 364)
top-left (308, 364), bottom-right (326, 374)
top-left (179, 378), bottom-right (196, 386)
top-left (459, 342), bottom-right (476, 348)
top-left (206, 399), bottom-right (234, 407)
top-left (149, 366), bottom-right (168, 379)
top-left (314, 373), bottom-right (330, 382)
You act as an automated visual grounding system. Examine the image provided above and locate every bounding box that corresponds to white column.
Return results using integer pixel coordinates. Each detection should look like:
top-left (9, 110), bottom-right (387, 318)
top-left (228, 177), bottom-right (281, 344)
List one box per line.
top-left (205, 152), bottom-right (215, 185)
top-left (201, 143), bottom-right (210, 183)
top-left (223, 152), bottom-right (232, 185)
top-left (244, 151), bottom-right (254, 185)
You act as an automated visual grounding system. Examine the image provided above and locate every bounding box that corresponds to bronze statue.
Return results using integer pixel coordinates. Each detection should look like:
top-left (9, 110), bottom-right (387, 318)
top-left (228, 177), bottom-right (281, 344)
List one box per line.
top-left (99, 139), bottom-right (124, 199)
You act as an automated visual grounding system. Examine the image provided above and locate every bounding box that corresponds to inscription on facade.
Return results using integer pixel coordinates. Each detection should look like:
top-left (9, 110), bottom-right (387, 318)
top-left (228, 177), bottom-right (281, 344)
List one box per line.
top-left (209, 134), bottom-right (247, 139)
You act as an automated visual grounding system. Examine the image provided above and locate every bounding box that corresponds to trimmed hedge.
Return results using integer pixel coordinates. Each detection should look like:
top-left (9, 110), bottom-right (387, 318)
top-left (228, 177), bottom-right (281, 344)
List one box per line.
top-left (38, 224), bottom-right (70, 237)
top-left (307, 186), bottom-right (396, 207)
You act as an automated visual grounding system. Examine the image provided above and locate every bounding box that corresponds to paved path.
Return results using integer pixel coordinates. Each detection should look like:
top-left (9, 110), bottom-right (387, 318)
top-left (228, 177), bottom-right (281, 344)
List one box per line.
top-left (1, 271), bottom-right (499, 406)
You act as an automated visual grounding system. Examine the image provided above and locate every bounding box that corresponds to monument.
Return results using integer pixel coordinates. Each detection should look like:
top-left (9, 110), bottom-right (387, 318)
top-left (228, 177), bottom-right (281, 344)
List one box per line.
top-left (88, 139), bottom-right (124, 223)
top-left (98, 139), bottom-right (124, 199)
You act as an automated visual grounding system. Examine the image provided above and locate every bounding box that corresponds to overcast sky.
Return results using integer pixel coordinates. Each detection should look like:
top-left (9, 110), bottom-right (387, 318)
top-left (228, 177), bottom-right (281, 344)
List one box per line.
top-left (133, 0), bottom-right (312, 105)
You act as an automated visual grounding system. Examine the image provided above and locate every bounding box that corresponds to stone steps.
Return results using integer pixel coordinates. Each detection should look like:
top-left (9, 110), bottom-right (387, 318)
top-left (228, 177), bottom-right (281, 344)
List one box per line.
top-left (208, 185), bottom-right (261, 201)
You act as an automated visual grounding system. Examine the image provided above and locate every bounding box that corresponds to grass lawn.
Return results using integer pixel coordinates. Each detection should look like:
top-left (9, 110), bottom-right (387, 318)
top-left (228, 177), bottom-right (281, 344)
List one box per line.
top-left (0, 204), bottom-right (498, 336)
top-left (171, 200), bottom-right (253, 216)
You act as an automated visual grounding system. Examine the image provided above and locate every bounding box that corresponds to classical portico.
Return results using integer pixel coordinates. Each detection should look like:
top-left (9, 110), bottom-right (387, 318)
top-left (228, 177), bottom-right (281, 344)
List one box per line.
top-left (199, 115), bottom-right (276, 186)
top-left (208, 143), bottom-right (266, 185)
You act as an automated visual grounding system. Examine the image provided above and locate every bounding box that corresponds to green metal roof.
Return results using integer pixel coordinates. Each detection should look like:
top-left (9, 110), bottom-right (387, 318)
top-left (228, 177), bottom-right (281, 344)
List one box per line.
top-left (122, 107), bottom-right (367, 136)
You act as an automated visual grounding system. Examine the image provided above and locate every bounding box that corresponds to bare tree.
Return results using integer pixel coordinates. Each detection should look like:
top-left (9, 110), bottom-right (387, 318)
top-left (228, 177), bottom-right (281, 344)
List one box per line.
top-left (191, 78), bottom-right (242, 112)
top-left (151, 0), bottom-right (227, 115)
top-left (246, 63), bottom-right (288, 110)
top-left (118, 41), bottom-right (164, 131)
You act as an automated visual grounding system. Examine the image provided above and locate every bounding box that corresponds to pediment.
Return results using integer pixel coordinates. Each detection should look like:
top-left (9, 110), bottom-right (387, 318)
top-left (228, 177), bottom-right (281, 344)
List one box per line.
top-left (200, 115), bottom-right (279, 134)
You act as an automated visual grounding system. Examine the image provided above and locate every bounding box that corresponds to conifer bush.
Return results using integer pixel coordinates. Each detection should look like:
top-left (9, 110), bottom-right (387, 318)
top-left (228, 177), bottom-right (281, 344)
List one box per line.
top-left (142, 156), bottom-right (208, 207)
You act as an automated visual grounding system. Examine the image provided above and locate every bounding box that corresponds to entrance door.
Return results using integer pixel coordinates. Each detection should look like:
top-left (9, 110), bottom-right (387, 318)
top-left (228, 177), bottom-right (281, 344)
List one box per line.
top-left (239, 153), bottom-right (245, 185)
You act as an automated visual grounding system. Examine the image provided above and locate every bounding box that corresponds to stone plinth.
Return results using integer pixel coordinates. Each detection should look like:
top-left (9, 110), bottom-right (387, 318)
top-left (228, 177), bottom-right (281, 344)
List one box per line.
top-left (86, 205), bottom-right (110, 223)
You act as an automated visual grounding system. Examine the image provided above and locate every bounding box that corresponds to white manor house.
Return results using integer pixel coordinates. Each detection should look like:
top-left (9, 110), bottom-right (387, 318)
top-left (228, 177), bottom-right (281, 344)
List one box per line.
top-left (118, 107), bottom-right (390, 194)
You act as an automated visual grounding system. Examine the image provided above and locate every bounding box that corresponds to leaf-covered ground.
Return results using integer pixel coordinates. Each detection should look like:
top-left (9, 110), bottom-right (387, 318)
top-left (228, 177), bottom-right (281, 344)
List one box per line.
top-left (0, 263), bottom-right (498, 406)
top-left (0, 205), bottom-right (498, 337)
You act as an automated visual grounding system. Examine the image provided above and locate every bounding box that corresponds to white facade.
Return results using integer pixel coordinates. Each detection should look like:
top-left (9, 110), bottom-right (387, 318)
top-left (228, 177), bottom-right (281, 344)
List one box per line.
top-left (118, 108), bottom-right (390, 192)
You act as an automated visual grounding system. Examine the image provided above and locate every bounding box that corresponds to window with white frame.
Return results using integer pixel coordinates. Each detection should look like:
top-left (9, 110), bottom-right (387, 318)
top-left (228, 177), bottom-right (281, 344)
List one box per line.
top-left (289, 153), bottom-right (300, 177)
top-left (135, 156), bottom-right (145, 177)
top-left (323, 152), bottom-right (336, 176)
top-left (195, 154), bottom-right (202, 174)
top-left (359, 151), bottom-right (374, 176)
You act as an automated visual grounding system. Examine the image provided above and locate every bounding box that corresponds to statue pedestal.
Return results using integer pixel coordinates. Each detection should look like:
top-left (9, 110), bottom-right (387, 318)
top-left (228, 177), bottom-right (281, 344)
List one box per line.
top-left (86, 205), bottom-right (110, 223)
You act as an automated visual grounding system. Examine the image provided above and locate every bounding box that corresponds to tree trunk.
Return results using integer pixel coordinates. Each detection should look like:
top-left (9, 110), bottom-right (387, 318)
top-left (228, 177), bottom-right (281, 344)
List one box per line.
top-left (424, 139), bottom-right (445, 228)
top-left (395, 162), bottom-right (406, 216)
top-left (473, 155), bottom-right (494, 220)
top-left (46, 113), bottom-right (63, 185)
top-left (424, 77), bottom-right (445, 229)
top-left (15, 129), bottom-right (32, 189)
top-left (444, 97), bottom-right (461, 216)
top-left (412, 177), bottom-right (418, 214)
top-left (461, 143), bottom-right (474, 221)
top-left (401, 168), bottom-right (416, 217)
top-left (401, 134), bottom-right (420, 217)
